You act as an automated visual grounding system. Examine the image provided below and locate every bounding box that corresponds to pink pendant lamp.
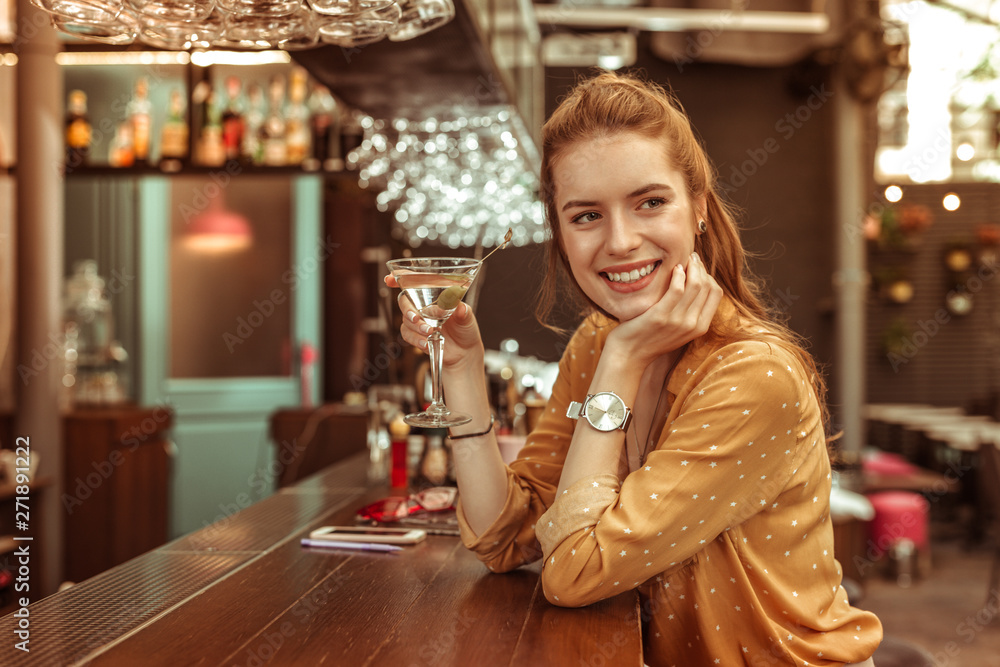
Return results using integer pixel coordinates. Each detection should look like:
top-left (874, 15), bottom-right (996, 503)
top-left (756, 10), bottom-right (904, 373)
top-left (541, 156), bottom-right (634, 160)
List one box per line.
top-left (184, 190), bottom-right (253, 253)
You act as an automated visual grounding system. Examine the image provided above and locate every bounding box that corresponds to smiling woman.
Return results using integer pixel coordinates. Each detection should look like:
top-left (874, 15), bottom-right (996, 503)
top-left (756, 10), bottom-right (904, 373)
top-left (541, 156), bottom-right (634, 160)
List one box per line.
top-left (390, 70), bottom-right (882, 667)
top-left (552, 134), bottom-right (701, 323)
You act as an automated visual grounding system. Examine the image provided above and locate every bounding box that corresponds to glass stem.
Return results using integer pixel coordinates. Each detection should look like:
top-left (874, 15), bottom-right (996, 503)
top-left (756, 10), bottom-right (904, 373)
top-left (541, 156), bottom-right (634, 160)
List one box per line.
top-left (426, 328), bottom-right (447, 414)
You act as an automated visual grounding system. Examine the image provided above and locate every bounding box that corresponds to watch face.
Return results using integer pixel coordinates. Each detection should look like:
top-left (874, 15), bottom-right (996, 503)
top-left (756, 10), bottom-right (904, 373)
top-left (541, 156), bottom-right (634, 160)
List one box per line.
top-left (585, 393), bottom-right (626, 431)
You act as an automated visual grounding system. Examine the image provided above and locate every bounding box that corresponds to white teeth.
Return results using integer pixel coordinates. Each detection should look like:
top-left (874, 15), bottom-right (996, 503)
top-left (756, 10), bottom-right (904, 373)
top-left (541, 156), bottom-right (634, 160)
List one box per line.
top-left (605, 262), bottom-right (657, 284)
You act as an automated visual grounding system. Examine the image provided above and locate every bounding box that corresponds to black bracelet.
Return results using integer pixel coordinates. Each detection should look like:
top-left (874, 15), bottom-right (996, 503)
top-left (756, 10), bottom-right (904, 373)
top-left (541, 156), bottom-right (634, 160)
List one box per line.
top-left (447, 415), bottom-right (495, 440)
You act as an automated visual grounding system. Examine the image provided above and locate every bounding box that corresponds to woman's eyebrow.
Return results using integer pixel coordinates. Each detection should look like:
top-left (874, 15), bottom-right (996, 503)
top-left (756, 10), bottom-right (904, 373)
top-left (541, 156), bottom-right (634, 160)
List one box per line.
top-left (561, 198), bottom-right (597, 212)
top-left (560, 184), bottom-right (674, 212)
top-left (628, 183), bottom-right (674, 198)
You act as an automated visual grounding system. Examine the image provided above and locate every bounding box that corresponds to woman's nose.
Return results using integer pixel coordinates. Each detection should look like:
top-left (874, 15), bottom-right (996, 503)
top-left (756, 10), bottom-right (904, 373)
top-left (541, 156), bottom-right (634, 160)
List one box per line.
top-left (605, 213), bottom-right (641, 256)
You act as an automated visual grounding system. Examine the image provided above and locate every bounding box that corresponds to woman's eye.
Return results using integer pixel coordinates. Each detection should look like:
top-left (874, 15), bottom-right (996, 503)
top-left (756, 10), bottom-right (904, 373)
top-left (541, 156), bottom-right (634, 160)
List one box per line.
top-left (571, 211), bottom-right (600, 224)
top-left (640, 197), bottom-right (666, 210)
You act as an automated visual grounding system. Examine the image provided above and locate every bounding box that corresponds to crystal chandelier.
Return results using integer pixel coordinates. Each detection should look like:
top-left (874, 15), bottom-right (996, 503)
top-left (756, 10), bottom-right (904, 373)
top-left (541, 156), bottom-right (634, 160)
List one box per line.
top-left (32, 0), bottom-right (455, 49)
top-left (347, 106), bottom-right (547, 249)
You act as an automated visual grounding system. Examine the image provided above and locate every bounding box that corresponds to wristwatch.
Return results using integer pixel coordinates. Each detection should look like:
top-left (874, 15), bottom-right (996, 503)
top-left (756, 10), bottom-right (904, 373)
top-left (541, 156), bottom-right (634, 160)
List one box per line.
top-left (566, 392), bottom-right (633, 432)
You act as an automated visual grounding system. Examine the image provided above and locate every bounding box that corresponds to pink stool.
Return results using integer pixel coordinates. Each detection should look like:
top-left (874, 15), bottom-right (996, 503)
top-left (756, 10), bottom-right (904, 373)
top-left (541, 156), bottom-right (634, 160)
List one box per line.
top-left (867, 491), bottom-right (930, 586)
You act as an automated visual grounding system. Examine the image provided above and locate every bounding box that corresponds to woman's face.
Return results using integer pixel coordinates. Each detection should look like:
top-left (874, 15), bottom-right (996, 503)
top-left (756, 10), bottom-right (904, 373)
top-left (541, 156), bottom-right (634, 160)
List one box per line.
top-left (552, 132), bottom-right (706, 322)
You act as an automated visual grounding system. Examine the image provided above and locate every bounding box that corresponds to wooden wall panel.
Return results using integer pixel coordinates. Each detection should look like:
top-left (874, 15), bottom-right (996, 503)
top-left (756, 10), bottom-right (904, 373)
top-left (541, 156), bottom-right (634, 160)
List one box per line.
top-left (865, 182), bottom-right (1000, 411)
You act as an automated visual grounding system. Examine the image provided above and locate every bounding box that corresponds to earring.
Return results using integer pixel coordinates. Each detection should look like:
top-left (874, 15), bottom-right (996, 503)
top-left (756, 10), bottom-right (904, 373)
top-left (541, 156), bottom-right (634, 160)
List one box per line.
top-left (698, 219), bottom-right (707, 234)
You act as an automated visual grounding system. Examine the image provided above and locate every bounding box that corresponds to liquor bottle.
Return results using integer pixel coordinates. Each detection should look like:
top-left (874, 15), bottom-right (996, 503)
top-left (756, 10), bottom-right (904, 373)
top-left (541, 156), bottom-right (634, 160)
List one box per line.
top-left (414, 433), bottom-right (450, 489)
top-left (261, 75), bottom-right (287, 167)
top-left (242, 82), bottom-right (266, 165)
top-left (127, 77), bottom-right (152, 166)
top-left (159, 88), bottom-right (189, 167)
top-left (108, 121), bottom-right (134, 168)
top-left (389, 413), bottom-right (410, 489)
top-left (339, 107), bottom-right (364, 160)
top-left (195, 81), bottom-right (225, 167)
top-left (284, 68), bottom-right (311, 166)
top-left (220, 75), bottom-right (246, 164)
top-left (308, 83), bottom-right (340, 171)
top-left (65, 89), bottom-right (92, 168)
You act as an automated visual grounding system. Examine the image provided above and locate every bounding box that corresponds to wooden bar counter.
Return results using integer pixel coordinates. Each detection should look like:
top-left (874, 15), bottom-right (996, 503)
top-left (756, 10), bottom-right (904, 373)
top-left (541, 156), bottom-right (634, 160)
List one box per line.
top-left (0, 454), bottom-right (642, 666)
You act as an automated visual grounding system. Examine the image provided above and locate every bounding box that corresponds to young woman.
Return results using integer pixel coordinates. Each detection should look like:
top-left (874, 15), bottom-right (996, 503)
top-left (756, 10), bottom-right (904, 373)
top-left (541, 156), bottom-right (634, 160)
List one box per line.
top-left (389, 71), bottom-right (881, 666)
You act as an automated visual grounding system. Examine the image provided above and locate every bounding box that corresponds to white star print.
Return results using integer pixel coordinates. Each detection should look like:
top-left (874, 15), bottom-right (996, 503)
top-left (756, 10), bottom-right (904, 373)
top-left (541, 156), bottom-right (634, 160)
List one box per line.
top-left (583, 507), bottom-right (590, 513)
top-left (792, 520), bottom-right (798, 527)
top-left (592, 481), bottom-right (599, 487)
top-left (681, 460), bottom-right (689, 466)
top-left (624, 528), bottom-right (632, 534)
top-left (743, 409), bottom-right (750, 415)
top-left (730, 386), bottom-right (737, 392)
top-left (709, 445), bottom-right (717, 451)
top-left (692, 494), bottom-right (699, 499)
top-left (650, 493), bottom-right (658, 500)
top-left (767, 370), bottom-right (773, 377)
top-left (619, 550), bottom-right (626, 557)
top-left (645, 466), bottom-right (651, 471)
top-left (709, 462), bottom-right (717, 468)
top-left (793, 591), bottom-right (798, 597)
top-left (701, 424), bottom-right (710, 429)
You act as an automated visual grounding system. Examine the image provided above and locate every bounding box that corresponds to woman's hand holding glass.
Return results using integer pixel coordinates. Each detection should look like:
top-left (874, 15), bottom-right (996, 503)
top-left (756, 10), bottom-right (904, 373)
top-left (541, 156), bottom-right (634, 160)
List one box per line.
top-left (384, 274), bottom-right (486, 372)
top-left (605, 252), bottom-right (723, 366)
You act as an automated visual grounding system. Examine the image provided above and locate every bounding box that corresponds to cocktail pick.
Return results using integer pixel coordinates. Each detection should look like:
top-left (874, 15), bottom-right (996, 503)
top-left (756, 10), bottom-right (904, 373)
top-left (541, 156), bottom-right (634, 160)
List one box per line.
top-left (480, 228), bottom-right (513, 263)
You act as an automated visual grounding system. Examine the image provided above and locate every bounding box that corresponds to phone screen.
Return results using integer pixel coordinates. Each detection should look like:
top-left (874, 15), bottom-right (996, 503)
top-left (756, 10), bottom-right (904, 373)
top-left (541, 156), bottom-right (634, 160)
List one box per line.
top-left (309, 525), bottom-right (426, 544)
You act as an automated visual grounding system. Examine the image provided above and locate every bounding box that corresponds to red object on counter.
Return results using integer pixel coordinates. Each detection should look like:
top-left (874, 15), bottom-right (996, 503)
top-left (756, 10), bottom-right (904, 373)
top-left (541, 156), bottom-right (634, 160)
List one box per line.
top-left (391, 438), bottom-right (408, 488)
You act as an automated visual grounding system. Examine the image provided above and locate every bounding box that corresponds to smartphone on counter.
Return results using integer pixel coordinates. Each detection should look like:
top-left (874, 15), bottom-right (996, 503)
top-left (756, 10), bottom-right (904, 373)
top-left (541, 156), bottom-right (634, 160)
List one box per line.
top-left (308, 525), bottom-right (427, 545)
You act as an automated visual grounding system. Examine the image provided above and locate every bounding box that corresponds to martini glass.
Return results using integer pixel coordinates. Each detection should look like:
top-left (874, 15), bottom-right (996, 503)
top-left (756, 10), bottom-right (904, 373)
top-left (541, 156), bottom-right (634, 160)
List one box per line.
top-left (387, 257), bottom-right (481, 428)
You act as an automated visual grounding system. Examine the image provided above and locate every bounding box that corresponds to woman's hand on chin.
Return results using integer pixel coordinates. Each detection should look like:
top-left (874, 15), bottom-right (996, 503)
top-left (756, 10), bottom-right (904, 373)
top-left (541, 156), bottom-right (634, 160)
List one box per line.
top-left (606, 252), bottom-right (723, 365)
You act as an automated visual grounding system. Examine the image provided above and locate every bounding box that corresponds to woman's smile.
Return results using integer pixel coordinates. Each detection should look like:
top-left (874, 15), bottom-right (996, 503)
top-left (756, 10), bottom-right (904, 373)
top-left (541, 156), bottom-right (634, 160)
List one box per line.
top-left (600, 260), bottom-right (662, 291)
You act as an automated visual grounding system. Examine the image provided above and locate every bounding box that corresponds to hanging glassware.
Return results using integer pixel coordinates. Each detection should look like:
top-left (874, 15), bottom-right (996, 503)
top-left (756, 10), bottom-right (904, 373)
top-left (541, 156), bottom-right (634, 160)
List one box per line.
top-left (347, 105), bottom-right (546, 249)
top-left (29, 0), bottom-right (454, 49)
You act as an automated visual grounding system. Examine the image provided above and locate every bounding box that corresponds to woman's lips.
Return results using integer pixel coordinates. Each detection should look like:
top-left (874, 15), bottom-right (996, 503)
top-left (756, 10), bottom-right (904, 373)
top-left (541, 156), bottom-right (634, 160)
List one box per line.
top-left (600, 260), bottom-right (661, 293)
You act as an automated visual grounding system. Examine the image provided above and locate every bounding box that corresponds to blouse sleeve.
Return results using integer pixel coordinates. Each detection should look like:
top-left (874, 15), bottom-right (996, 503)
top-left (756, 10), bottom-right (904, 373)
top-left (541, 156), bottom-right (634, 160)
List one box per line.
top-left (457, 317), bottom-right (606, 572)
top-left (535, 342), bottom-right (818, 607)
